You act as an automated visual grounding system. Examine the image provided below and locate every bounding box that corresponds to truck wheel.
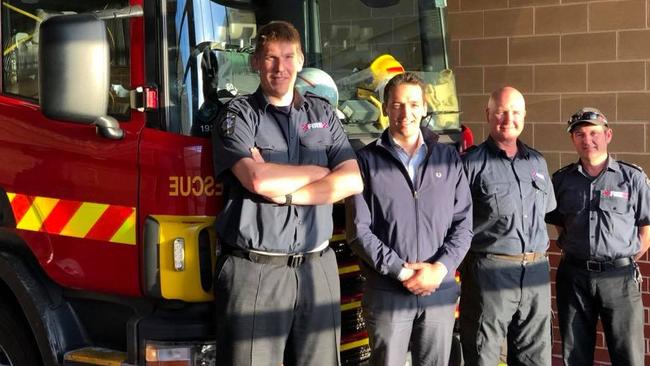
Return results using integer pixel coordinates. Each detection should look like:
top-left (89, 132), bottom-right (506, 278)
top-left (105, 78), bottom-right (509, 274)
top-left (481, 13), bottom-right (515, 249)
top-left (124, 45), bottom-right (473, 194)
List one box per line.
top-left (0, 304), bottom-right (41, 366)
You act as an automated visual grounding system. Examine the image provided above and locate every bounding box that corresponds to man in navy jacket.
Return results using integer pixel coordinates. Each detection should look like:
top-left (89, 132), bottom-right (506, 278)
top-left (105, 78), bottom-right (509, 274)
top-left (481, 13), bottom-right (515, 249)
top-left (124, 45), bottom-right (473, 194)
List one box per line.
top-left (347, 72), bottom-right (473, 366)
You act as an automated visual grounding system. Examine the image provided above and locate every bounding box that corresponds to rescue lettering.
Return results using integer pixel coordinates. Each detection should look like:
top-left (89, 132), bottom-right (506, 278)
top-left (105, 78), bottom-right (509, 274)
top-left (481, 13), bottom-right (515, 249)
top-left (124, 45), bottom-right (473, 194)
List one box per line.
top-left (169, 176), bottom-right (223, 197)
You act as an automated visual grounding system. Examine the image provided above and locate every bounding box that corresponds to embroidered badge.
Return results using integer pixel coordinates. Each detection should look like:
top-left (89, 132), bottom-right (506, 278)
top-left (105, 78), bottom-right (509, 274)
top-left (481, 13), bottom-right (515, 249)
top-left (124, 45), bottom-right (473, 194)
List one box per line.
top-left (302, 121), bottom-right (329, 132)
top-left (220, 112), bottom-right (236, 136)
top-left (601, 190), bottom-right (629, 199)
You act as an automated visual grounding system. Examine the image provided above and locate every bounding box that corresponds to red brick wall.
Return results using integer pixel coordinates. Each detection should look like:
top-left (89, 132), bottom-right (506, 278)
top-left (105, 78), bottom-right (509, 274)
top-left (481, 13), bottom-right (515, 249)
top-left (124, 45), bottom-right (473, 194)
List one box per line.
top-left (448, 0), bottom-right (650, 364)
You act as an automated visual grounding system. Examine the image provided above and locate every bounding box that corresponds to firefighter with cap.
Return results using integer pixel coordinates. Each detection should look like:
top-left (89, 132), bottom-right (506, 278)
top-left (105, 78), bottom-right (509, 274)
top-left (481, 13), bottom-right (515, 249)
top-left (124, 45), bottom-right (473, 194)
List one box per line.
top-left (459, 86), bottom-right (556, 366)
top-left (546, 107), bottom-right (650, 366)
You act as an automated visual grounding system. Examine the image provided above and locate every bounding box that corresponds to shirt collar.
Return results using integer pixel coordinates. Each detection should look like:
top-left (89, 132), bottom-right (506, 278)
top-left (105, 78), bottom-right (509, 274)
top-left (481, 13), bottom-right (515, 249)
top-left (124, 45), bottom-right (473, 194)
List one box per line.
top-left (486, 135), bottom-right (530, 159)
top-left (386, 130), bottom-right (425, 152)
top-left (253, 87), bottom-right (306, 113)
top-left (572, 155), bottom-right (619, 174)
top-left (378, 127), bottom-right (438, 150)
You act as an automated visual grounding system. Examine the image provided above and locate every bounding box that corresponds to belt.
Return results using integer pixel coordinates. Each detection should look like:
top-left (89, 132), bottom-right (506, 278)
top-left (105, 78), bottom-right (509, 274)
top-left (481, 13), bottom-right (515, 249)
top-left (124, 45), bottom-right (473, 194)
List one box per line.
top-left (563, 254), bottom-right (634, 272)
top-left (484, 252), bottom-right (547, 263)
top-left (221, 245), bottom-right (326, 268)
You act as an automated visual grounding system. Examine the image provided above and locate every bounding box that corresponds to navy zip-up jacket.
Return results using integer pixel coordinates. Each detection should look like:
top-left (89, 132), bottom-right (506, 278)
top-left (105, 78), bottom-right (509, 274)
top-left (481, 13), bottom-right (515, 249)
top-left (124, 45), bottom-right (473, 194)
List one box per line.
top-left (347, 127), bottom-right (473, 290)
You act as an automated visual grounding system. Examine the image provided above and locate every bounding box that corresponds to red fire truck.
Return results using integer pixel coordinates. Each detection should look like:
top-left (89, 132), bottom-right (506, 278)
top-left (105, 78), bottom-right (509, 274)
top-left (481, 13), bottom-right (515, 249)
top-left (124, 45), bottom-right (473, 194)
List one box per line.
top-left (0, 0), bottom-right (467, 364)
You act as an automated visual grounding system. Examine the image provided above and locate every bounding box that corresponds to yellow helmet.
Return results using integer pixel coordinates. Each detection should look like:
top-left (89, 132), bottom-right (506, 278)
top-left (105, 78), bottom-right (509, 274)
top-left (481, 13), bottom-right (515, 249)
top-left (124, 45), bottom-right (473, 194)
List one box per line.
top-left (368, 54), bottom-right (404, 90)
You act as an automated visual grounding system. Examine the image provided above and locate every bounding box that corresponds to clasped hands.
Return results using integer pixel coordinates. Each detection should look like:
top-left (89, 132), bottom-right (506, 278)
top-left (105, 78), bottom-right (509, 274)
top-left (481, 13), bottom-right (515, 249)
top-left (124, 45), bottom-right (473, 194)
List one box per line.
top-left (401, 261), bottom-right (448, 297)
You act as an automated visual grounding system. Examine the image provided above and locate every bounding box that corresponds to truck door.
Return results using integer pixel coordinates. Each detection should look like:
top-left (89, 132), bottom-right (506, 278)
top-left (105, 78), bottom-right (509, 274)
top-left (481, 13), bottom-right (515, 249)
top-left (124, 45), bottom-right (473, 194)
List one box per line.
top-left (0, 0), bottom-right (142, 296)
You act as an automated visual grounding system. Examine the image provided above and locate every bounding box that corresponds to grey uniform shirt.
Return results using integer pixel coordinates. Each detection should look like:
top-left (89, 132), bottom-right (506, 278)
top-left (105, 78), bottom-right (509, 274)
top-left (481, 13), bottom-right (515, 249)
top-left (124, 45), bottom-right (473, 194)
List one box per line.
top-left (212, 88), bottom-right (356, 253)
top-left (545, 157), bottom-right (650, 260)
top-left (462, 137), bottom-right (557, 255)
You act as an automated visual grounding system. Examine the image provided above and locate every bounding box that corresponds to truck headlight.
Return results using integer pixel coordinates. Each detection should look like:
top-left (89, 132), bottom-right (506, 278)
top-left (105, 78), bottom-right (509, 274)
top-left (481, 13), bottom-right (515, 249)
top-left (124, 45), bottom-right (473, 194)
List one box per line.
top-left (173, 237), bottom-right (185, 271)
top-left (145, 341), bottom-right (215, 366)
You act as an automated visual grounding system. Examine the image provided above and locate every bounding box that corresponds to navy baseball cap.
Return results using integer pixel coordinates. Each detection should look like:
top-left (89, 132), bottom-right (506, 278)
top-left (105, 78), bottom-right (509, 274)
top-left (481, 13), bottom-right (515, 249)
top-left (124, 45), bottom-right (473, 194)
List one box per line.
top-left (567, 107), bottom-right (608, 133)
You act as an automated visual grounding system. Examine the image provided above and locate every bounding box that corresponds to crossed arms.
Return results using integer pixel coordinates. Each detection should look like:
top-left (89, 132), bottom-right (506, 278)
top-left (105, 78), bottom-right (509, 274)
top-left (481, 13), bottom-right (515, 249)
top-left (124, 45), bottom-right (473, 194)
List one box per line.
top-left (231, 148), bottom-right (363, 205)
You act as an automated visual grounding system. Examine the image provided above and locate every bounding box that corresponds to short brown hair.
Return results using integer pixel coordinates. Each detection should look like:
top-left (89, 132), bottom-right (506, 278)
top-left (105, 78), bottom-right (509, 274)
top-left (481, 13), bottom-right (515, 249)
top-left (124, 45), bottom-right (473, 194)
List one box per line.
top-left (383, 72), bottom-right (426, 103)
top-left (254, 21), bottom-right (302, 57)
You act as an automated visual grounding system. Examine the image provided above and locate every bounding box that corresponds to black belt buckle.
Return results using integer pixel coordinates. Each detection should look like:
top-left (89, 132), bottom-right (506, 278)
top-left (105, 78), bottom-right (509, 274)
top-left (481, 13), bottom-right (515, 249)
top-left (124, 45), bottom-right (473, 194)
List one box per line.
top-left (288, 253), bottom-right (305, 268)
top-left (586, 260), bottom-right (602, 272)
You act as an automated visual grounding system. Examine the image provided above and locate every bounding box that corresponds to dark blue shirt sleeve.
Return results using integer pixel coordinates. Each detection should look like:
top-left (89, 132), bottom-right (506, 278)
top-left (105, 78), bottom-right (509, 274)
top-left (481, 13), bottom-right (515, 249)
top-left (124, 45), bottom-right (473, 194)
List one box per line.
top-left (538, 156), bottom-right (557, 214)
top-left (545, 172), bottom-right (564, 226)
top-left (635, 171), bottom-right (650, 226)
top-left (212, 105), bottom-right (256, 178)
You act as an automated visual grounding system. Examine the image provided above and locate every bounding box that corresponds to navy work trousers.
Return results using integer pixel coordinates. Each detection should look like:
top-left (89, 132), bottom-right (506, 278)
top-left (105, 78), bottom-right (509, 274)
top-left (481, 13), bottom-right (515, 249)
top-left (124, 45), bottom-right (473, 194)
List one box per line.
top-left (556, 258), bottom-right (644, 366)
top-left (459, 252), bottom-right (552, 366)
top-left (214, 247), bottom-right (341, 366)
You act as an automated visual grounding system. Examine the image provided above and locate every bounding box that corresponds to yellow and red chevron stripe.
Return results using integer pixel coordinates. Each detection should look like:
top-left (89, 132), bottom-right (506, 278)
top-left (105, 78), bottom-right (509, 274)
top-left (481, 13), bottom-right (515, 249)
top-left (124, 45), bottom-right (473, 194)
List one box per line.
top-left (6, 192), bottom-right (136, 245)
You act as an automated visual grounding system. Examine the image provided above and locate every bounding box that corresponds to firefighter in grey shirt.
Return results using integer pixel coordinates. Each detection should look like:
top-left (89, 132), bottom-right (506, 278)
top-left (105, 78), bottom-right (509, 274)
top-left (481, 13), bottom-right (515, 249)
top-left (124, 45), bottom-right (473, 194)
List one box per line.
top-left (212, 21), bottom-right (362, 366)
top-left (460, 86), bottom-right (556, 366)
top-left (546, 107), bottom-right (650, 366)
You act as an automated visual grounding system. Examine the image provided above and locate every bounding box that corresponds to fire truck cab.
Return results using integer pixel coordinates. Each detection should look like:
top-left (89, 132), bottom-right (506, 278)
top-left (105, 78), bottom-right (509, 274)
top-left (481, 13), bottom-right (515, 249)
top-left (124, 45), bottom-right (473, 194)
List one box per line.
top-left (0, 0), bottom-right (464, 365)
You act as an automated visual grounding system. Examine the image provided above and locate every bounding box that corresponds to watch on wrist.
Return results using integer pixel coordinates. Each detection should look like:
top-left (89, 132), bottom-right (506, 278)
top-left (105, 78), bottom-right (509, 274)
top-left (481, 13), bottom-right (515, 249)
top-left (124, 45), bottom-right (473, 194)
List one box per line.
top-left (285, 193), bottom-right (293, 205)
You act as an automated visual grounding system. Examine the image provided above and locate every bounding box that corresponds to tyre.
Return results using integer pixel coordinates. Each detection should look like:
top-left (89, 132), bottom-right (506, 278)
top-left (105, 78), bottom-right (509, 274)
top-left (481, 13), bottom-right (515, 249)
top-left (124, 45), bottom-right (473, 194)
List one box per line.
top-left (0, 304), bottom-right (42, 366)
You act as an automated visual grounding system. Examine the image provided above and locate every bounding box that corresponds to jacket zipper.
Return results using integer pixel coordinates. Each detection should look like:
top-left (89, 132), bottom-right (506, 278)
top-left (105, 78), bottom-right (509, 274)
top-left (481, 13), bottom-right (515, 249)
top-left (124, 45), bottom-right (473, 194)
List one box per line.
top-left (378, 142), bottom-right (423, 261)
top-left (414, 189), bottom-right (419, 261)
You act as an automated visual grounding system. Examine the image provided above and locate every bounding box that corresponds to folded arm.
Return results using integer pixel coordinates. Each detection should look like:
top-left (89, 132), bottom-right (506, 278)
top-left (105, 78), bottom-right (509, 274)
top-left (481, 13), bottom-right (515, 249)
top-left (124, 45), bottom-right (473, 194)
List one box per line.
top-left (285, 159), bottom-right (363, 205)
top-left (231, 153), bottom-right (331, 198)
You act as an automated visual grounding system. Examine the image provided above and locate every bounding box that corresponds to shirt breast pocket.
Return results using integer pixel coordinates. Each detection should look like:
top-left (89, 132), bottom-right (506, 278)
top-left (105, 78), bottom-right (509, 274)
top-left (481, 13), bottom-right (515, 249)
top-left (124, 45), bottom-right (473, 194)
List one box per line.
top-left (532, 177), bottom-right (549, 207)
top-left (480, 181), bottom-right (517, 217)
top-left (599, 197), bottom-right (632, 215)
top-left (299, 130), bottom-right (332, 166)
top-left (256, 142), bottom-right (284, 164)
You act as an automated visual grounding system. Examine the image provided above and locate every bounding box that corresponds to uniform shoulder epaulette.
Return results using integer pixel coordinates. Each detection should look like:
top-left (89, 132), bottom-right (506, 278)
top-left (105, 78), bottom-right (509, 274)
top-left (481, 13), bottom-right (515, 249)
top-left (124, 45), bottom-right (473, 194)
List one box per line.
top-left (462, 144), bottom-right (479, 155)
top-left (303, 91), bottom-right (332, 106)
top-left (618, 160), bottom-right (645, 173)
top-left (552, 162), bottom-right (576, 177)
top-left (223, 94), bottom-right (252, 111)
top-left (525, 144), bottom-right (542, 156)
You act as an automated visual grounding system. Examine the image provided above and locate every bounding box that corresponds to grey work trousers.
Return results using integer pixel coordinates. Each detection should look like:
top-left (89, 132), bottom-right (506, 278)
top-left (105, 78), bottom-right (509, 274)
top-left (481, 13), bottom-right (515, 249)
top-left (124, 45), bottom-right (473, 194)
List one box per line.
top-left (363, 284), bottom-right (459, 366)
top-left (459, 253), bottom-right (552, 366)
top-left (214, 247), bottom-right (341, 366)
top-left (556, 258), bottom-right (644, 366)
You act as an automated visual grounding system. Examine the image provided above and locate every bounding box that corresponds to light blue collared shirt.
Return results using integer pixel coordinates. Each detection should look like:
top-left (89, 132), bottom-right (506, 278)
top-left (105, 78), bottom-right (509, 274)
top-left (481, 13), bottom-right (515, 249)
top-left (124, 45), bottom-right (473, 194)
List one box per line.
top-left (388, 133), bottom-right (428, 185)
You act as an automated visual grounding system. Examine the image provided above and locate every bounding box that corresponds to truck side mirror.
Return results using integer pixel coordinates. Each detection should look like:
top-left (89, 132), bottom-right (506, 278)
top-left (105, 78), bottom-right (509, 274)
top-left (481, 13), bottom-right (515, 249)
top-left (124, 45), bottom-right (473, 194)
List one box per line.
top-left (39, 13), bottom-right (123, 139)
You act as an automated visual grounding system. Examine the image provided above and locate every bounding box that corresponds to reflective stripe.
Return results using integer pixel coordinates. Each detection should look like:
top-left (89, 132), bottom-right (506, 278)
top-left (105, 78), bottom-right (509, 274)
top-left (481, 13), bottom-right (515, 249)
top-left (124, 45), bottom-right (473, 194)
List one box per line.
top-left (7, 192), bottom-right (136, 245)
top-left (340, 300), bottom-right (361, 312)
top-left (18, 196), bottom-right (58, 231)
top-left (110, 211), bottom-right (136, 245)
top-left (341, 337), bottom-right (369, 352)
top-left (61, 202), bottom-right (109, 238)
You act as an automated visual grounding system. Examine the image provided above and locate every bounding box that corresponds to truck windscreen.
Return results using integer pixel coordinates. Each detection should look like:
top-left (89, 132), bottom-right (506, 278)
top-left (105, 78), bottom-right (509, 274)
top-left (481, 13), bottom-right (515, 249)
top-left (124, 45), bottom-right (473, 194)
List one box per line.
top-left (166, 0), bottom-right (460, 138)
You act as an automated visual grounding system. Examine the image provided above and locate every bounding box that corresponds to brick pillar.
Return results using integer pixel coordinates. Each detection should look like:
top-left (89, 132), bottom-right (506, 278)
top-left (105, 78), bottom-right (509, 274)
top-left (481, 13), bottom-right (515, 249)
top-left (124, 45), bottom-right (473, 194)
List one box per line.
top-left (448, 0), bottom-right (650, 364)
